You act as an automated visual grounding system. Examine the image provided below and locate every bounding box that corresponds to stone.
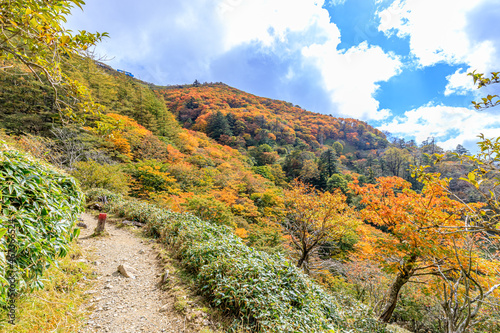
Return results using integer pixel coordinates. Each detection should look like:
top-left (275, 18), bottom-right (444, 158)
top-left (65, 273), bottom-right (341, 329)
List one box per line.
top-left (122, 220), bottom-right (146, 228)
top-left (77, 222), bottom-right (88, 229)
top-left (161, 270), bottom-right (169, 284)
top-left (159, 304), bottom-right (169, 313)
top-left (87, 202), bottom-right (102, 210)
top-left (118, 264), bottom-right (136, 279)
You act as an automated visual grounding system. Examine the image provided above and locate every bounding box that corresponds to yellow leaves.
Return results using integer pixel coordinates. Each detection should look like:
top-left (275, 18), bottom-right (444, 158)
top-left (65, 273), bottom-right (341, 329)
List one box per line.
top-left (212, 188), bottom-right (238, 206)
top-left (283, 181), bottom-right (361, 271)
top-left (136, 165), bottom-right (175, 184)
top-left (86, 113), bottom-right (155, 161)
top-left (234, 228), bottom-right (249, 240)
top-left (178, 131), bottom-right (199, 153)
top-left (0, 1), bottom-right (110, 125)
top-left (351, 174), bottom-right (492, 281)
top-left (165, 144), bottom-right (185, 162)
top-left (59, 35), bottom-right (70, 46)
top-left (468, 71), bottom-right (500, 109)
top-left (109, 133), bottom-right (132, 159)
top-left (231, 199), bottom-right (260, 219)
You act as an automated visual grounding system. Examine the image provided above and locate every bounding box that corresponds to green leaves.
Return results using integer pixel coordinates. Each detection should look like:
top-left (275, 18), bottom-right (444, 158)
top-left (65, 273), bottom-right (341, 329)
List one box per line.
top-left (468, 71), bottom-right (500, 110)
top-left (0, 145), bottom-right (84, 305)
top-left (0, 228), bottom-right (6, 240)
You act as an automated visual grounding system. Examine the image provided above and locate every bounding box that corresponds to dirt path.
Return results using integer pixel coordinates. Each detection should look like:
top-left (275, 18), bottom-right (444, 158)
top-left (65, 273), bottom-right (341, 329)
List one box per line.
top-left (77, 213), bottom-right (193, 333)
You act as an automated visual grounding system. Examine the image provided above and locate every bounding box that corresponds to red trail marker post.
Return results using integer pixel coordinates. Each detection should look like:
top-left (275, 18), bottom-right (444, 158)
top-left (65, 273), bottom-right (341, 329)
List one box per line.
top-left (94, 213), bottom-right (107, 235)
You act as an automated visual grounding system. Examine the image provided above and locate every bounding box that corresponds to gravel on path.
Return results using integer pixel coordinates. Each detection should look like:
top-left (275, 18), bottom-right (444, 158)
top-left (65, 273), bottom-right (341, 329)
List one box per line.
top-left (77, 213), bottom-right (190, 333)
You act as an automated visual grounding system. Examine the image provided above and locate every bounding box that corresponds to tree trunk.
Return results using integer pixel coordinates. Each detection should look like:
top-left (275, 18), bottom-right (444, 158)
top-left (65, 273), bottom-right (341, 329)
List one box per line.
top-left (379, 271), bottom-right (411, 322)
top-left (379, 256), bottom-right (416, 322)
top-left (296, 249), bottom-right (310, 274)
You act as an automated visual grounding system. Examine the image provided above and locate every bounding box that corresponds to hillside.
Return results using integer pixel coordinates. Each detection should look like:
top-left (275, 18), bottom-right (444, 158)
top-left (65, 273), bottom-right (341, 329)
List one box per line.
top-left (155, 83), bottom-right (388, 152)
top-left (1, 55), bottom-right (498, 332)
top-left (2, 2), bottom-right (499, 332)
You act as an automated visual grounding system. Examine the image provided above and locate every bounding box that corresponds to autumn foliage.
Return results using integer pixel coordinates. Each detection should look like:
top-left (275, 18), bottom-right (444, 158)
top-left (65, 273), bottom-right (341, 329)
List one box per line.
top-left (157, 83), bottom-right (387, 151)
top-left (283, 181), bottom-right (359, 274)
top-left (352, 175), bottom-right (498, 325)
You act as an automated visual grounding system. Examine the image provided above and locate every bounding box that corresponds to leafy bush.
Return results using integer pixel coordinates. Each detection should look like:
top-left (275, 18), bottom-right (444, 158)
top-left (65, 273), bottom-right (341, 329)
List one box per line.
top-left (128, 159), bottom-right (177, 197)
top-left (71, 160), bottom-right (129, 195)
top-left (85, 188), bottom-right (124, 204)
top-left (0, 144), bottom-right (84, 304)
top-left (185, 194), bottom-right (236, 227)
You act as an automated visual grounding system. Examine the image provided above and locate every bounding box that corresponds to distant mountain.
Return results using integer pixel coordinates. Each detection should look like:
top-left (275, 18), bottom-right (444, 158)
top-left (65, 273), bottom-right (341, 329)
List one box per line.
top-left (155, 83), bottom-right (388, 152)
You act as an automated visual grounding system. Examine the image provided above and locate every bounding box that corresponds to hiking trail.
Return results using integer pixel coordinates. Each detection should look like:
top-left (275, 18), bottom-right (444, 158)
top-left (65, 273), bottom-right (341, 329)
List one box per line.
top-left (77, 213), bottom-right (213, 333)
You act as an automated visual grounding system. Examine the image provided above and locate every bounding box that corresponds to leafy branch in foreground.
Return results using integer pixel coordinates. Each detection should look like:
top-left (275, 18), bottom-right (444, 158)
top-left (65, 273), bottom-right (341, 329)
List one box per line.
top-left (0, 144), bottom-right (84, 305)
top-left (468, 71), bottom-right (499, 110)
top-left (0, 0), bottom-right (108, 123)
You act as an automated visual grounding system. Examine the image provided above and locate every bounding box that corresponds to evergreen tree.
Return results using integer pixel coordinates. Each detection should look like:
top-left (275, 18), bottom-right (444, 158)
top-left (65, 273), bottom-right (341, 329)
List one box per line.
top-left (206, 111), bottom-right (232, 140)
top-left (319, 148), bottom-right (338, 178)
top-left (226, 112), bottom-right (237, 133)
top-left (317, 148), bottom-right (338, 189)
top-left (454, 144), bottom-right (469, 156)
top-left (185, 96), bottom-right (199, 109)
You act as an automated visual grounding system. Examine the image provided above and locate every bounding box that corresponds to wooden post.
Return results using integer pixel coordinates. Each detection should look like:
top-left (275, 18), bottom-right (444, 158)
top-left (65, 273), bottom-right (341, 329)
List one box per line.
top-left (94, 213), bottom-right (107, 234)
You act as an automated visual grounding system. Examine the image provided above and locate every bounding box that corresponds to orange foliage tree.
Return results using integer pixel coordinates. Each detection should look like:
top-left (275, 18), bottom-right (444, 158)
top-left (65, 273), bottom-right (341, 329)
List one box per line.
top-left (352, 175), bottom-right (498, 326)
top-left (283, 181), bottom-right (359, 275)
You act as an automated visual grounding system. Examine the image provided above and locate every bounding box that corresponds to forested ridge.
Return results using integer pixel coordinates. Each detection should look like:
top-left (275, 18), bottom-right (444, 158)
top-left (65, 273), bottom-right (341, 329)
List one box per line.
top-left (156, 83), bottom-right (387, 150)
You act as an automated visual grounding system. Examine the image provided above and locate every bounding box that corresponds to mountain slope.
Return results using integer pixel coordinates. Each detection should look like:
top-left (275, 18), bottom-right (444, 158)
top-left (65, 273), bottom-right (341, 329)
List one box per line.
top-left (156, 83), bottom-right (388, 152)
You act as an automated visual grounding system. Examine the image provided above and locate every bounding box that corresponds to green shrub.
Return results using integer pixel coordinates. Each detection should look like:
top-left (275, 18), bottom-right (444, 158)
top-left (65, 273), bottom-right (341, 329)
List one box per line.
top-left (85, 188), bottom-right (124, 203)
top-left (185, 194), bottom-right (236, 227)
top-left (0, 144), bottom-right (84, 305)
top-left (71, 160), bottom-right (129, 195)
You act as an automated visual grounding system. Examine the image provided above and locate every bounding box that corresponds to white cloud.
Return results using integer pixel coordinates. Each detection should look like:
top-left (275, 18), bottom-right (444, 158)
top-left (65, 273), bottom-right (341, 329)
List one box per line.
top-left (379, 103), bottom-right (500, 150)
top-left (378, 0), bottom-right (497, 97)
top-left (444, 68), bottom-right (475, 96)
top-left (218, 0), bottom-right (338, 50)
top-left (216, 0), bottom-right (403, 121)
top-left (376, 0), bottom-right (500, 149)
top-left (378, 0), bottom-right (488, 66)
top-left (66, 0), bottom-right (339, 82)
top-left (67, 0), bottom-right (402, 120)
top-left (220, 0), bottom-right (403, 121)
top-left (303, 41), bottom-right (402, 120)
top-left (327, 0), bottom-right (347, 6)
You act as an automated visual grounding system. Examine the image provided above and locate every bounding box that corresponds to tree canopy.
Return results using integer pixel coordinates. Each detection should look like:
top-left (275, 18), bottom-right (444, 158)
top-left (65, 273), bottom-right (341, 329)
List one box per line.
top-left (0, 0), bottom-right (107, 122)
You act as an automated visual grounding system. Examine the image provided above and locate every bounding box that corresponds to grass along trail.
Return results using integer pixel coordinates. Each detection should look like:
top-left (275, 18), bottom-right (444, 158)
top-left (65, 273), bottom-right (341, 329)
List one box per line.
top-left (77, 212), bottom-right (214, 333)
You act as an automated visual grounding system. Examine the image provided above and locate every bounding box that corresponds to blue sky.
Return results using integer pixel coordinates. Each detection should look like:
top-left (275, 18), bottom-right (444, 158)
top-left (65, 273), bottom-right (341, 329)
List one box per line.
top-left (66, 0), bottom-right (500, 151)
